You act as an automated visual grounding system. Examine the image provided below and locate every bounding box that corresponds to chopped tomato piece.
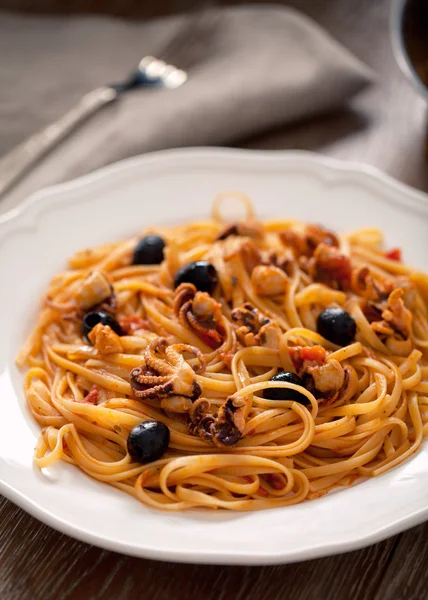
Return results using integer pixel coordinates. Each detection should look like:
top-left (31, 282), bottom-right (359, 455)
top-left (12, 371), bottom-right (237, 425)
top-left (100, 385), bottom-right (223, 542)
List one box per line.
top-left (289, 345), bottom-right (326, 372)
top-left (82, 385), bottom-right (99, 404)
top-left (198, 329), bottom-right (223, 349)
top-left (300, 346), bottom-right (327, 362)
top-left (265, 474), bottom-right (285, 490)
top-left (385, 248), bottom-right (402, 262)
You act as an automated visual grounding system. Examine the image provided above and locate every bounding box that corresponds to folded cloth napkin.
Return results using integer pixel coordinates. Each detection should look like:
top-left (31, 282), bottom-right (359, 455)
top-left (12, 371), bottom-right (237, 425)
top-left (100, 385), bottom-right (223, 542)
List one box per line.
top-left (0, 5), bottom-right (372, 212)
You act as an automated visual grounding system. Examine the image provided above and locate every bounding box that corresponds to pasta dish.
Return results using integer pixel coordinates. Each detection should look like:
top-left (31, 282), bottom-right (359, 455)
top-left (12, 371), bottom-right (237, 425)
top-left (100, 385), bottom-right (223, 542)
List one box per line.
top-left (17, 194), bottom-right (428, 511)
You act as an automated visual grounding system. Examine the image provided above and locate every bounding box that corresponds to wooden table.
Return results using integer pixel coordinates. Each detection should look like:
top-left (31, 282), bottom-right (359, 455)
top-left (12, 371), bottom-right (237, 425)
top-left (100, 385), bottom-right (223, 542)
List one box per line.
top-left (1, 1), bottom-right (427, 598)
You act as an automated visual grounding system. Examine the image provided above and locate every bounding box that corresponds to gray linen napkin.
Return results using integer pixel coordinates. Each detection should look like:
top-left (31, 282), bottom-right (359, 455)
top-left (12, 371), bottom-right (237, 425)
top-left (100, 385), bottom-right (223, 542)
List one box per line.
top-left (0, 5), bottom-right (372, 213)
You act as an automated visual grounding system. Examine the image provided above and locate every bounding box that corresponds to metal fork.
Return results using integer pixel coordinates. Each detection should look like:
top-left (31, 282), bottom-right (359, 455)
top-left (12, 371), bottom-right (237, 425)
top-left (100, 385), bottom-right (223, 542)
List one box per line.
top-left (0, 3), bottom-right (216, 199)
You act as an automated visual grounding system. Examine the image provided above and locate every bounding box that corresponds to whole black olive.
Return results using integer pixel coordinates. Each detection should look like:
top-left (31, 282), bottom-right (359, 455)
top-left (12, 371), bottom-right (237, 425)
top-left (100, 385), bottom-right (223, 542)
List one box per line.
top-left (317, 307), bottom-right (356, 346)
top-left (82, 310), bottom-right (123, 342)
top-left (174, 261), bottom-right (218, 294)
top-left (127, 420), bottom-right (170, 463)
top-left (263, 371), bottom-right (310, 405)
top-left (132, 234), bottom-right (165, 265)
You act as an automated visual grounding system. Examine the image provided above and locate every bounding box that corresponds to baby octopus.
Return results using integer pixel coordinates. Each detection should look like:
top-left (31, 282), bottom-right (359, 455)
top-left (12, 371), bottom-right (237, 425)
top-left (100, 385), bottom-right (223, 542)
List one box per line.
top-left (188, 396), bottom-right (246, 448)
top-left (279, 224), bottom-right (339, 258)
top-left (352, 266), bottom-right (394, 303)
top-left (289, 345), bottom-right (355, 405)
top-left (231, 303), bottom-right (282, 348)
top-left (130, 338), bottom-right (206, 412)
top-left (173, 283), bottom-right (225, 348)
top-left (371, 287), bottom-right (412, 340)
top-left (352, 267), bottom-right (413, 342)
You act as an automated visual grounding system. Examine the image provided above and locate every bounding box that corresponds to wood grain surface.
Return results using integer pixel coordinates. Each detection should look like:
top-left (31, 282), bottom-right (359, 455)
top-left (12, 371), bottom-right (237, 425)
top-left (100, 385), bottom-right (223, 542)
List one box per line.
top-left (1, 1), bottom-right (428, 599)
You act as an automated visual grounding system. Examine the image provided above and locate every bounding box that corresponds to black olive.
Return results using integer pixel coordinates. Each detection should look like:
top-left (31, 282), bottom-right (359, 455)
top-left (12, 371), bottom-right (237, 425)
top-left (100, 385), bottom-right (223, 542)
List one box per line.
top-left (317, 307), bottom-right (356, 346)
top-left (127, 420), bottom-right (170, 463)
top-left (82, 310), bottom-right (123, 342)
top-left (174, 261), bottom-right (218, 294)
top-left (132, 234), bottom-right (165, 265)
top-left (263, 371), bottom-right (310, 405)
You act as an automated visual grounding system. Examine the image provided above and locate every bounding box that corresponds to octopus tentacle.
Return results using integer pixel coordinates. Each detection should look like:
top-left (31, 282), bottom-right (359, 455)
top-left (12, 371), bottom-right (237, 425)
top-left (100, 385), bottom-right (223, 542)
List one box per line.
top-left (178, 300), bottom-right (193, 329)
top-left (131, 380), bottom-right (173, 399)
top-left (164, 345), bottom-right (186, 369)
top-left (169, 343), bottom-right (206, 374)
top-left (185, 310), bottom-right (223, 347)
top-left (144, 354), bottom-right (175, 375)
top-left (130, 369), bottom-right (171, 386)
top-left (144, 337), bottom-right (176, 375)
top-left (173, 283), bottom-right (196, 315)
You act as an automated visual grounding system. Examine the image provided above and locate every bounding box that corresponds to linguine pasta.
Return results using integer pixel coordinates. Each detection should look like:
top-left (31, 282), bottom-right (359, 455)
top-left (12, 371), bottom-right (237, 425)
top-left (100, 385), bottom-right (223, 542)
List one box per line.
top-left (18, 194), bottom-right (428, 511)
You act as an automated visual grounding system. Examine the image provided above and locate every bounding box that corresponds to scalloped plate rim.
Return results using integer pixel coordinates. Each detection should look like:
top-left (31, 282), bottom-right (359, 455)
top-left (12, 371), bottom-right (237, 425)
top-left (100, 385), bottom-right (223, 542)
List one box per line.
top-left (1, 147), bottom-right (428, 565)
top-left (1, 148), bottom-right (428, 229)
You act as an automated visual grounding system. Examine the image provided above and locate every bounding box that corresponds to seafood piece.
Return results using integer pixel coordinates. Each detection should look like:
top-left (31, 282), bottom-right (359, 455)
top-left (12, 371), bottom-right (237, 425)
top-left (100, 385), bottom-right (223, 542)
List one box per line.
top-left (352, 266), bottom-right (394, 303)
top-left (161, 395), bottom-right (193, 414)
top-left (371, 288), bottom-right (412, 340)
top-left (306, 359), bottom-right (345, 394)
top-left (310, 243), bottom-right (352, 290)
top-left (223, 237), bottom-right (293, 276)
top-left (174, 283), bottom-right (225, 348)
top-left (305, 224), bottom-right (340, 252)
top-left (88, 323), bottom-right (123, 355)
top-left (231, 303), bottom-right (281, 348)
top-left (130, 338), bottom-right (205, 400)
top-left (75, 270), bottom-right (115, 313)
top-left (289, 345), bottom-right (349, 404)
top-left (280, 224), bottom-right (339, 258)
top-left (188, 396), bottom-right (246, 447)
top-left (239, 239), bottom-right (263, 274)
top-left (250, 265), bottom-right (289, 296)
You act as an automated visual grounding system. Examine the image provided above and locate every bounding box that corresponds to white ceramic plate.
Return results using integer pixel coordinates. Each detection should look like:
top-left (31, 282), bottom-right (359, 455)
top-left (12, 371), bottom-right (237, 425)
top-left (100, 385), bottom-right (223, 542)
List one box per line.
top-left (1, 148), bottom-right (428, 565)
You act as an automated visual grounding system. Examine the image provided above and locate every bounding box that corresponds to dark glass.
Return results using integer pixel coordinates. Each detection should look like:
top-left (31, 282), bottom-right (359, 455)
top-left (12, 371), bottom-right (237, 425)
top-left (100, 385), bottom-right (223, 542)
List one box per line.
top-left (402, 0), bottom-right (428, 87)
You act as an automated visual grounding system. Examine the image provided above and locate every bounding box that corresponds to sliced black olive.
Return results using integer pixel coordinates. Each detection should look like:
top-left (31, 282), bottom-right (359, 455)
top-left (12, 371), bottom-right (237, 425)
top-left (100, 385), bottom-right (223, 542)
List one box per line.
top-left (127, 420), bottom-right (170, 463)
top-left (82, 310), bottom-right (123, 342)
top-left (174, 261), bottom-right (218, 294)
top-left (317, 307), bottom-right (356, 346)
top-left (132, 234), bottom-right (165, 265)
top-left (263, 371), bottom-right (310, 405)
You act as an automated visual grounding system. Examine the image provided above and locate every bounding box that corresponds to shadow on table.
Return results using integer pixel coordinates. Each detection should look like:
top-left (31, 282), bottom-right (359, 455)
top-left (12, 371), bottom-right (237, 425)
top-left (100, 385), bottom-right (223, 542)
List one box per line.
top-left (235, 107), bottom-right (369, 153)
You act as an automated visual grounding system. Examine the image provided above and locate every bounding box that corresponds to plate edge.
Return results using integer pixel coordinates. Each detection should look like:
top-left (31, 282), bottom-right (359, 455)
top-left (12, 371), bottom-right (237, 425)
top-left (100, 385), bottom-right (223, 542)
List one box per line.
top-left (1, 149), bottom-right (427, 232)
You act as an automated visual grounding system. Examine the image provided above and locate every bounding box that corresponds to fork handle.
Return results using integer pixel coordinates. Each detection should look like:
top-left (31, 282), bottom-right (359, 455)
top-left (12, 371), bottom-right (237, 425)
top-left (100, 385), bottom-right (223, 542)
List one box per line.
top-left (0, 86), bottom-right (118, 198)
